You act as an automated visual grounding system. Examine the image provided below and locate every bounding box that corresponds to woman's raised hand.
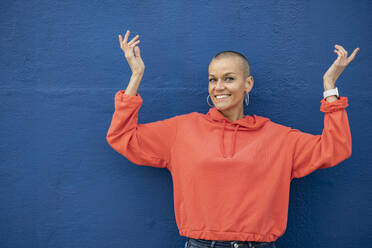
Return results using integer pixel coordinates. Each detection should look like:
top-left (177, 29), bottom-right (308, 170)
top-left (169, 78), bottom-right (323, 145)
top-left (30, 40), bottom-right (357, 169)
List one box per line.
top-left (323, 44), bottom-right (360, 89)
top-left (119, 30), bottom-right (145, 75)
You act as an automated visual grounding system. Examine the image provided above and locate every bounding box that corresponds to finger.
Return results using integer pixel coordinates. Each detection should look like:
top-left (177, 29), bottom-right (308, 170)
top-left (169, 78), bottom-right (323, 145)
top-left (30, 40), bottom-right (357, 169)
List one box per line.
top-left (334, 44), bottom-right (344, 56)
top-left (335, 47), bottom-right (345, 57)
top-left (128, 35), bottom-right (140, 46)
top-left (334, 49), bottom-right (342, 58)
top-left (335, 44), bottom-right (347, 56)
top-left (129, 40), bottom-right (140, 47)
top-left (123, 30), bottom-right (130, 45)
top-left (348, 47), bottom-right (360, 62)
top-left (339, 49), bottom-right (346, 57)
top-left (334, 50), bottom-right (342, 63)
top-left (134, 46), bottom-right (141, 58)
top-left (118, 34), bottom-right (123, 47)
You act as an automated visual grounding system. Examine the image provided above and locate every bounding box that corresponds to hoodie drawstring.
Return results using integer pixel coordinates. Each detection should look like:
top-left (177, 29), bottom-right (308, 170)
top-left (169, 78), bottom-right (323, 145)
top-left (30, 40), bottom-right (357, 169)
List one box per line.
top-left (231, 124), bottom-right (239, 157)
top-left (220, 120), bottom-right (240, 158)
top-left (220, 120), bottom-right (227, 158)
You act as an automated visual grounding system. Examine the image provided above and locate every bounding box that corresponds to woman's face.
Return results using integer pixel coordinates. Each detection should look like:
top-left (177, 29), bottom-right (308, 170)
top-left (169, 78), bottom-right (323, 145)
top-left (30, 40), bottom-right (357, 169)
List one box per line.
top-left (208, 57), bottom-right (253, 112)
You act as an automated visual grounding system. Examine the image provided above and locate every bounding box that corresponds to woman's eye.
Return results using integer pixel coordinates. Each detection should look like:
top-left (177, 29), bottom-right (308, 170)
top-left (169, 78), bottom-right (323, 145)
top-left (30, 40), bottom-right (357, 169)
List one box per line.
top-left (209, 77), bottom-right (234, 82)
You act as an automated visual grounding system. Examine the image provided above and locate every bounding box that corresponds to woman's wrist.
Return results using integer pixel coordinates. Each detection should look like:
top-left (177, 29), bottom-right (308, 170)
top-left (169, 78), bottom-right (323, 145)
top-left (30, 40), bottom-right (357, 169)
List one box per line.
top-left (124, 73), bottom-right (143, 95)
top-left (323, 82), bottom-right (336, 91)
top-left (323, 84), bottom-right (339, 102)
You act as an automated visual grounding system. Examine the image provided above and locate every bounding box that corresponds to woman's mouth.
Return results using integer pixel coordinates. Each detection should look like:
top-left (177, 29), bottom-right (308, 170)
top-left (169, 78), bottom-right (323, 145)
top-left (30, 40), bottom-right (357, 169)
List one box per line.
top-left (215, 94), bottom-right (231, 101)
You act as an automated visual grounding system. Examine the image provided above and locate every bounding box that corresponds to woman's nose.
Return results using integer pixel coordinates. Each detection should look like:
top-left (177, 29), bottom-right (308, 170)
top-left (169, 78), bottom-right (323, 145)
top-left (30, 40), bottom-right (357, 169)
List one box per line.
top-left (215, 80), bottom-right (225, 89)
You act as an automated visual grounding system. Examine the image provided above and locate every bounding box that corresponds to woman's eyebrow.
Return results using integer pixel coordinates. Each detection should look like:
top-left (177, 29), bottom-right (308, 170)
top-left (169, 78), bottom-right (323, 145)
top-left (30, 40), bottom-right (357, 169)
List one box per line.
top-left (209, 72), bottom-right (236, 77)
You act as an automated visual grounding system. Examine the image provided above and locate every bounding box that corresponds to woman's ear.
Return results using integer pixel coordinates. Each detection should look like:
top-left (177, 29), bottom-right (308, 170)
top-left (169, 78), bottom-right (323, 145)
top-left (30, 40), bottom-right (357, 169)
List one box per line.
top-left (245, 75), bottom-right (254, 92)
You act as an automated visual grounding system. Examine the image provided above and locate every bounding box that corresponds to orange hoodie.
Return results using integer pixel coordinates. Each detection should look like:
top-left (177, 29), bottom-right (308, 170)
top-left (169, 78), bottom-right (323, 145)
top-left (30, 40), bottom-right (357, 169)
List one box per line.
top-left (106, 90), bottom-right (352, 242)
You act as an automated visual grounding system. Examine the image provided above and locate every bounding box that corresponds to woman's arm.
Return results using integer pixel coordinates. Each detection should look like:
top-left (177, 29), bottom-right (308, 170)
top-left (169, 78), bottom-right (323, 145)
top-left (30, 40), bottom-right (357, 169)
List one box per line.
top-left (106, 30), bottom-right (178, 170)
top-left (287, 44), bottom-right (359, 179)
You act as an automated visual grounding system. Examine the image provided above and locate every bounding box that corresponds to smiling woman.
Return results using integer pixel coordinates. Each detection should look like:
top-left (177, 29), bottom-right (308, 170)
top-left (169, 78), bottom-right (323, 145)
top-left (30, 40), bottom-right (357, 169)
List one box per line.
top-left (107, 29), bottom-right (357, 247)
top-left (208, 51), bottom-right (254, 122)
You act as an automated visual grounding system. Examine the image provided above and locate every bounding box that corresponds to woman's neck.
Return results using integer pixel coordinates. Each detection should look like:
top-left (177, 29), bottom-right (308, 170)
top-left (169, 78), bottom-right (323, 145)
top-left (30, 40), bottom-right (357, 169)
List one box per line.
top-left (220, 108), bottom-right (245, 122)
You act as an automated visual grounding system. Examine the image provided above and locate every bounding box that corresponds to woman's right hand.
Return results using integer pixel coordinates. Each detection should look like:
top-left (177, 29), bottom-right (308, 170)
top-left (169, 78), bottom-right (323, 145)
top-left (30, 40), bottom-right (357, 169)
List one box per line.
top-left (118, 30), bottom-right (145, 75)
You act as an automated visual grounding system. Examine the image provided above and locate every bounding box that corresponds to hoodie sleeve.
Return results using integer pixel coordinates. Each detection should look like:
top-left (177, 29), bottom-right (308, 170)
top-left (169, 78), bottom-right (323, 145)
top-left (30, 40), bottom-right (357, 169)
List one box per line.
top-left (106, 90), bottom-right (178, 169)
top-left (287, 96), bottom-right (352, 180)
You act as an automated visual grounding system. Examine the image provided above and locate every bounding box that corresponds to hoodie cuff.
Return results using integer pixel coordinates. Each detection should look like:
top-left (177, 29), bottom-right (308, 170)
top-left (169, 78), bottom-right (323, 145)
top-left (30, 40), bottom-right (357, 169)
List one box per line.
top-left (320, 96), bottom-right (349, 113)
top-left (115, 90), bottom-right (143, 102)
top-left (114, 90), bottom-right (143, 110)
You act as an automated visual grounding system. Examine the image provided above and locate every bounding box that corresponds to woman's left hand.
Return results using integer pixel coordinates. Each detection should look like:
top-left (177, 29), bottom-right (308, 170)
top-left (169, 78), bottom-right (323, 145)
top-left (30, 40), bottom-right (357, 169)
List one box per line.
top-left (323, 44), bottom-right (360, 90)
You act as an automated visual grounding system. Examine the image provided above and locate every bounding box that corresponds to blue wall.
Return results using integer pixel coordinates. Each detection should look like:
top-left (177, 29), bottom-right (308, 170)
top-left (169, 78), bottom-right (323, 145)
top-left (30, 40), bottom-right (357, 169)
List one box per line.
top-left (1, 0), bottom-right (371, 247)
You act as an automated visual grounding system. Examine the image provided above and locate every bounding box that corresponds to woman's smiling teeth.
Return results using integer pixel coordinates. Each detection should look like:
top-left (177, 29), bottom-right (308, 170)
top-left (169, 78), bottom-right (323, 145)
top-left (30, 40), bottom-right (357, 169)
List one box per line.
top-left (215, 94), bottom-right (231, 100)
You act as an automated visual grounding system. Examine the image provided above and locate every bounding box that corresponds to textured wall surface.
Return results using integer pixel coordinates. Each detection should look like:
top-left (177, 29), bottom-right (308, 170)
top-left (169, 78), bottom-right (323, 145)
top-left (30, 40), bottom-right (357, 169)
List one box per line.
top-left (1, 0), bottom-right (371, 247)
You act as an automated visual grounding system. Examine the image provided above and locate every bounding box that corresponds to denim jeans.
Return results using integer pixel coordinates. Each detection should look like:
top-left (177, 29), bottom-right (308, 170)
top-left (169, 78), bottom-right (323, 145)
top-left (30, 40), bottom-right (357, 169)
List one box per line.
top-left (184, 237), bottom-right (277, 248)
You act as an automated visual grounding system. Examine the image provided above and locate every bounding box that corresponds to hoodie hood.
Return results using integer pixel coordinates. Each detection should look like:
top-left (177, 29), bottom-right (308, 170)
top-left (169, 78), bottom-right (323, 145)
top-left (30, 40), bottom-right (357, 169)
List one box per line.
top-left (204, 107), bottom-right (270, 158)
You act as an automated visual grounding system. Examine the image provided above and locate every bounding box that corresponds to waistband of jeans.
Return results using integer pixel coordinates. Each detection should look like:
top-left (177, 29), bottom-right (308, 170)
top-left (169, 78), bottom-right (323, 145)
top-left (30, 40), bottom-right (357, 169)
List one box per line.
top-left (187, 237), bottom-right (275, 247)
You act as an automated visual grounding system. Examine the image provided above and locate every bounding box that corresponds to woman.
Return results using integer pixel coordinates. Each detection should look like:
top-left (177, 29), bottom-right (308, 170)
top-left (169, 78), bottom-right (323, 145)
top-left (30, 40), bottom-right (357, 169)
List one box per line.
top-left (106, 30), bottom-right (359, 248)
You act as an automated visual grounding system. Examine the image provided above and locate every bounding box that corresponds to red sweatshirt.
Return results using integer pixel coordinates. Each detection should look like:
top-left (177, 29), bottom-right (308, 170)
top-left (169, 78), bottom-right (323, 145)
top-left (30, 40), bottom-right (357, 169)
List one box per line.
top-left (106, 90), bottom-right (352, 242)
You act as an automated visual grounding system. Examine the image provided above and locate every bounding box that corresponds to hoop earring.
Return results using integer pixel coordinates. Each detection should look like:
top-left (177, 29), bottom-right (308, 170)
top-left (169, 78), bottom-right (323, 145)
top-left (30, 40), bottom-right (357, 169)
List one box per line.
top-left (244, 93), bottom-right (250, 106)
top-left (206, 95), bottom-right (214, 107)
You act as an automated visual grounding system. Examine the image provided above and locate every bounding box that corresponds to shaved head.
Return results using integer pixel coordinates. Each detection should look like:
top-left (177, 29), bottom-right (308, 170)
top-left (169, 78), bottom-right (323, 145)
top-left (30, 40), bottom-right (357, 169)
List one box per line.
top-left (210, 51), bottom-right (251, 78)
